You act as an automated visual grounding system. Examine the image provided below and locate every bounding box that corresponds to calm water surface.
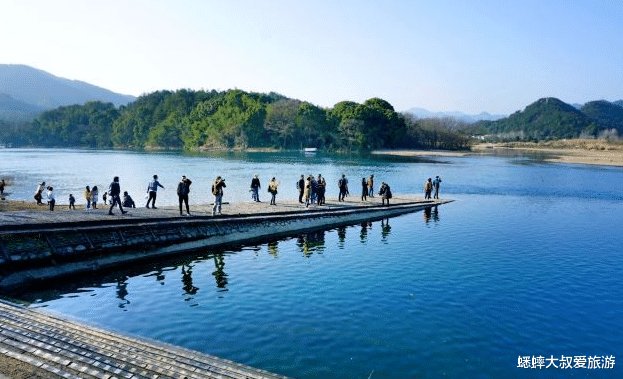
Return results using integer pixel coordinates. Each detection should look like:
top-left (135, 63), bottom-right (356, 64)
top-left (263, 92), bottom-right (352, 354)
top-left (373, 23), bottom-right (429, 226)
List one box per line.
top-left (2, 149), bottom-right (623, 378)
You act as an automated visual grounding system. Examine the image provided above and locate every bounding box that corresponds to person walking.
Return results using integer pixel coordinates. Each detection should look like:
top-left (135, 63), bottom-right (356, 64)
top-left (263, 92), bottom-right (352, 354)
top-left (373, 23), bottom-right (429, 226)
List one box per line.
top-left (297, 175), bottom-right (305, 203)
top-left (361, 177), bottom-right (368, 201)
top-left (268, 177), bottom-right (279, 205)
top-left (211, 176), bottom-right (226, 216)
top-left (68, 194), bottom-right (76, 210)
top-left (46, 186), bottom-right (55, 211)
top-left (250, 174), bottom-right (261, 202)
top-left (424, 178), bottom-right (433, 199)
top-left (367, 174), bottom-right (375, 198)
top-left (177, 175), bottom-right (192, 216)
top-left (91, 186), bottom-right (99, 209)
top-left (432, 175), bottom-right (442, 199)
top-left (146, 174), bottom-right (164, 208)
top-left (84, 185), bottom-right (92, 211)
top-left (108, 176), bottom-right (127, 215)
top-left (34, 181), bottom-right (46, 205)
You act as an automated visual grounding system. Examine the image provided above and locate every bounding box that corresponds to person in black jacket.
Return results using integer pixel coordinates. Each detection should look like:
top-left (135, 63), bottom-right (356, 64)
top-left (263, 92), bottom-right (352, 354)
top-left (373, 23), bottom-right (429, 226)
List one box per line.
top-left (108, 176), bottom-right (127, 215)
top-left (177, 175), bottom-right (192, 216)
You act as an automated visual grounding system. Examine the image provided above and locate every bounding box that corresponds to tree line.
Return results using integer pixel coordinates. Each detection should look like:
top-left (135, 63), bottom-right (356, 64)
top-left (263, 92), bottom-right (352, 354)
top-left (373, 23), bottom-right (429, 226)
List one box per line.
top-left (0, 89), bottom-right (471, 151)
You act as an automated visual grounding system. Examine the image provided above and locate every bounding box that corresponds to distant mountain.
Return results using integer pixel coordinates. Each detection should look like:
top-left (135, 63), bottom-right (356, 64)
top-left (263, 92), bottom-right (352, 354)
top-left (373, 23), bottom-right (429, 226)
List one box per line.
top-left (581, 100), bottom-right (623, 133)
top-left (0, 64), bottom-right (135, 120)
top-left (0, 93), bottom-right (44, 121)
top-left (406, 107), bottom-right (505, 123)
top-left (481, 97), bottom-right (595, 139)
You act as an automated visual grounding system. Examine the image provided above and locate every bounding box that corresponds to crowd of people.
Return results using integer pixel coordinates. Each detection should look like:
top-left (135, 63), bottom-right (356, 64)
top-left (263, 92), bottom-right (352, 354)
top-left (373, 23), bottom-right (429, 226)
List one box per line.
top-left (20, 173), bottom-right (443, 216)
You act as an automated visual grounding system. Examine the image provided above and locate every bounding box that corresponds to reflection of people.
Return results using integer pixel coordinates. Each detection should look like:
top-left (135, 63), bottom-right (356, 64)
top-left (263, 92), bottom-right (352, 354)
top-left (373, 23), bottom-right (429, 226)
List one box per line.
top-left (181, 265), bottom-right (199, 295)
top-left (432, 176), bottom-right (442, 199)
top-left (424, 207), bottom-right (432, 223)
top-left (212, 255), bottom-right (228, 289)
top-left (297, 231), bottom-right (326, 256)
top-left (337, 226), bottom-right (346, 247)
top-left (432, 205), bottom-right (440, 222)
top-left (116, 277), bottom-right (130, 307)
top-left (381, 218), bottom-right (392, 239)
top-left (360, 221), bottom-right (369, 242)
top-left (268, 241), bottom-right (279, 257)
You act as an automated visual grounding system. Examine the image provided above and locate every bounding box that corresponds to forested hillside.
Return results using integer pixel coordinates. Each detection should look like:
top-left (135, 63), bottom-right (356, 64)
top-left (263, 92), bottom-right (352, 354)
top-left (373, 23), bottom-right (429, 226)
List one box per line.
top-left (1, 89), bottom-right (470, 151)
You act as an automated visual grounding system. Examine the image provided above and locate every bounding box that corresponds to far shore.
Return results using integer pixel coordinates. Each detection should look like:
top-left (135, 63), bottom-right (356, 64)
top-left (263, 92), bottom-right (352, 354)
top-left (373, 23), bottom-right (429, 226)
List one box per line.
top-left (372, 139), bottom-right (623, 167)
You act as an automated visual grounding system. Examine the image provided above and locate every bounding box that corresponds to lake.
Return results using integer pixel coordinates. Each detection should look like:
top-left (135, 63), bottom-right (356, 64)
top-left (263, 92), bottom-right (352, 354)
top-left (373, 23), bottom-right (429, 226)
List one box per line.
top-left (1, 149), bottom-right (622, 378)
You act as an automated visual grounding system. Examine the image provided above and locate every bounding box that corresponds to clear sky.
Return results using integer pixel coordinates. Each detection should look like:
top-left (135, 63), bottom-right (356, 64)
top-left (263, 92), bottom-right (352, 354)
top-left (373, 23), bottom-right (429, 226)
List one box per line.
top-left (1, 0), bottom-right (622, 114)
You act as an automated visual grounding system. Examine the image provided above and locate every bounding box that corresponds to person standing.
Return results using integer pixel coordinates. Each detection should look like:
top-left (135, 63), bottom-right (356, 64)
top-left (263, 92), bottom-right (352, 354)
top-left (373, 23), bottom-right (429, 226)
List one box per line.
top-left (46, 186), bottom-right (55, 211)
top-left (250, 174), bottom-right (261, 202)
top-left (84, 185), bottom-right (92, 211)
top-left (424, 178), bottom-right (433, 200)
top-left (102, 191), bottom-right (108, 205)
top-left (211, 176), bottom-right (226, 216)
top-left (338, 174), bottom-right (348, 201)
top-left (34, 181), bottom-right (46, 205)
top-left (268, 177), bottom-right (279, 205)
top-left (177, 175), bottom-right (192, 216)
top-left (361, 177), bottom-right (368, 201)
top-left (108, 176), bottom-right (127, 215)
top-left (432, 175), bottom-right (442, 199)
top-left (68, 194), bottom-right (76, 210)
top-left (303, 175), bottom-right (312, 207)
top-left (91, 186), bottom-right (99, 209)
top-left (317, 174), bottom-right (326, 205)
top-left (0, 179), bottom-right (5, 196)
top-left (146, 174), bottom-right (164, 208)
top-left (367, 175), bottom-right (375, 198)
top-left (297, 175), bottom-right (305, 203)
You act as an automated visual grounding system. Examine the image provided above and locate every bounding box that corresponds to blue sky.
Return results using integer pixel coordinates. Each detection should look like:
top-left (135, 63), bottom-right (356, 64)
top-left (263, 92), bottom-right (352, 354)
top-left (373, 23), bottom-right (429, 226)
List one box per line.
top-left (1, 0), bottom-right (622, 114)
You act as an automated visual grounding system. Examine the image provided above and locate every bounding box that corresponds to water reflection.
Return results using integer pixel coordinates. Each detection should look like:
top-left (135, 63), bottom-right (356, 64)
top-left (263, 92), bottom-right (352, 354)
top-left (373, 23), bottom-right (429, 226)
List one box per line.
top-left (337, 226), bottom-right (346, 248)
top-left (268, 241), bottom-right (279, 257)
top-left (380, 219), bottom-right (392, 241)
top-left (423, 206), bottom-right (441, 224)
top-left (212, 254), bottom-right (228, 290)
top-left (297, 230), bottom-right (326, 257)
top-left (181, 265), bottom-right (199, 296)
top-left (360, 221), bottom-right (371, 243)
top-left (116, 277), bottom-right (130, 309)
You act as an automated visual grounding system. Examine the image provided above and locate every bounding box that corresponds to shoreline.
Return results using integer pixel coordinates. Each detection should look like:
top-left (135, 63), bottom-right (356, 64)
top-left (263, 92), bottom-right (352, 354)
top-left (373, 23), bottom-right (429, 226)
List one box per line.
top-left (372, 140), bottom-right (623, 167)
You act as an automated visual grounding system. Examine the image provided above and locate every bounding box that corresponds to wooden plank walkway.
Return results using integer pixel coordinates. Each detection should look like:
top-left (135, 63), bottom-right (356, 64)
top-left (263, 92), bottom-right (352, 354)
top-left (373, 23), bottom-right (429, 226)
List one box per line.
top-left (0, 300), bottom-right (290, 379)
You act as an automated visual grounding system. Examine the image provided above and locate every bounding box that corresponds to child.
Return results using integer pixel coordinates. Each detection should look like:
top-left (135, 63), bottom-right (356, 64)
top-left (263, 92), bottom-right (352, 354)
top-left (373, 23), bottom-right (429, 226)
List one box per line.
top-left (69, 194), bottom-right (76, 210)
top-left (47, 186), bottom-right (55, 211)
top-left (102, 191), bottom-right (108, 205)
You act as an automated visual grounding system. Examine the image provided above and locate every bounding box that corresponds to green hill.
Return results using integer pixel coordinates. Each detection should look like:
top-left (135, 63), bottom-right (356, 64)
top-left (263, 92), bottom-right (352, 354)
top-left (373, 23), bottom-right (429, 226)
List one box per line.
top-left (580, 100), bottom-right (623, 133)
top-left (483, 97), bottom-right (595, 140)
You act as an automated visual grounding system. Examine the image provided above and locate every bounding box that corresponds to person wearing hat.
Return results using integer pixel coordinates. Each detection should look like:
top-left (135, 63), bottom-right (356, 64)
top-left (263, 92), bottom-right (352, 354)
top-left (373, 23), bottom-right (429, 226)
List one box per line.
top-left (432, 175), bottom-right (442, 199)
top-left (250, 174), bottom-right (261, 202)
top-left (177, 175), bottom-right (192, 216)
top-left (146, 174), bottom-right (165, 209)
top-left (211, 175), bottom-right (226, 216)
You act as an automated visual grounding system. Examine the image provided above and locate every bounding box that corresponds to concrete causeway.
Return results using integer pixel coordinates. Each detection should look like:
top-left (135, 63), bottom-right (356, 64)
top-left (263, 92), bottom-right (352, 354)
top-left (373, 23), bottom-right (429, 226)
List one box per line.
top-left (0, 300), bottom-right (289, 379)
top-left (0, 195), bottom-right (450, 378)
